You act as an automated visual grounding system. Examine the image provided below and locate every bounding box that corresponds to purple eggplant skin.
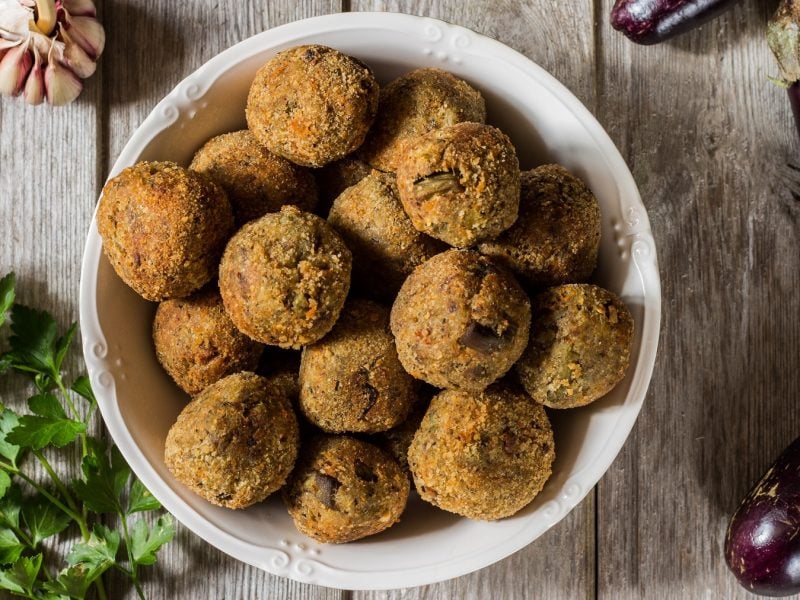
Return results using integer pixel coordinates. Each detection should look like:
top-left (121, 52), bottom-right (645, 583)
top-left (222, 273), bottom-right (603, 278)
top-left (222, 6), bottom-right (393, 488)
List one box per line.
top-left (725, 436), bottom-right (800, 597)
top-left (610, 0), bottom-right (739, 45)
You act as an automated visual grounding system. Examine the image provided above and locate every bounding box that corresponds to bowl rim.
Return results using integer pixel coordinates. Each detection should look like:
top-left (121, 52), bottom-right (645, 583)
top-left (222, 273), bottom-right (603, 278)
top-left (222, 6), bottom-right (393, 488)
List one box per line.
top-left (79, 11), bottom-right (661, 590)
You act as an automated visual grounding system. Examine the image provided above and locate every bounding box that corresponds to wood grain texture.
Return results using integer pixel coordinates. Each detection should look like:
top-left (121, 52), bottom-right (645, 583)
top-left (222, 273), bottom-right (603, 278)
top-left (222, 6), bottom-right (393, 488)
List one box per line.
top-left (349, 2), bottom-right (597, 599)
top-left (4, 0), bottom-right (800, 598)
top-left (102, 1), bottom-right (343, 598)
top-left (595, 0), bottom-right (800, 598)
top-left (0, 29), bottom-right (104, 594)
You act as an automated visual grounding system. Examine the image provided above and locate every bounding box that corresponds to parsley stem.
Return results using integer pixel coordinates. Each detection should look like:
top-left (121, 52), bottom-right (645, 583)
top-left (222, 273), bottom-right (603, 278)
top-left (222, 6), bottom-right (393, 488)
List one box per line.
top-left (111, 563), bottom-right (134, 577)
top-left (26, 452), bottom-right (92, 542)
top-left (55, 377), bottom-right (80, 422)
top-left (55, 376), bottom-right (88, 457)
top-left (9, 522), bottom-right (34, 549)
top-left (95, 575), bottom-right (108, 600)
top-left (13, 471), bottom-right (84, 535)
top-left (120, 511), bottom-right (145, 600)
top-left (32, 450), bottom-right (81, 517)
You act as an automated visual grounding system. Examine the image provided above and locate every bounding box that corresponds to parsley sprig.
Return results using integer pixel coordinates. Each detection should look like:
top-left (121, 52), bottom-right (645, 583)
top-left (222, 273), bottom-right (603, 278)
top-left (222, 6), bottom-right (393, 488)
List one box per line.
top-left (0, 273), bottom-right (174, 599)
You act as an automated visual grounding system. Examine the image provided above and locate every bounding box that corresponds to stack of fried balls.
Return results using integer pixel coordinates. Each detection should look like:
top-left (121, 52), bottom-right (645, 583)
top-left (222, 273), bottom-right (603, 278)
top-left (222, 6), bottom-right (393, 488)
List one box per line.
top-left (96, 45), bottom-right (634, 544)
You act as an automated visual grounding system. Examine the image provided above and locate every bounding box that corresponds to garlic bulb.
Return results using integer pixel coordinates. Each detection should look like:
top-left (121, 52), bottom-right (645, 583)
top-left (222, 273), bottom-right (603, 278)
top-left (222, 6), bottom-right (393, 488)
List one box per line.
top-left (0, 0), bottom-right (104, 106)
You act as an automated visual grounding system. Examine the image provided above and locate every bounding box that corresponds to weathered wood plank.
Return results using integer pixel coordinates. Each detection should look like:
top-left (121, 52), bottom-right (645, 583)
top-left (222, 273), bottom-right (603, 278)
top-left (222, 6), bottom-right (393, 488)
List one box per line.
top-left (595, 0), bottom-right (800, 597)
top-left (0, 23), bottom-right (104, 591)
top-left (351, 0), bottom-right (597, 108)
top-left (9, 0), bottom-right (799, 598)
top-left (101, 1), bottom-right (343, 598)
top-left (349, 2), bottom-right (597, 599)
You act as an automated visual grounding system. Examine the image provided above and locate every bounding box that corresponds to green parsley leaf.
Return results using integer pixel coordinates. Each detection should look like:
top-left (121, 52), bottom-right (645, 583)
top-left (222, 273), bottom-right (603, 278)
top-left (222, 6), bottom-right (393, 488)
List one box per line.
top-left (66, 525), bottom-right (119, 568)
top-left (130, 515), bottom-right (175, 566)
top-left (21, 493), bottom-right (72, 547)
top-left (73, 439), bottom-right (130, 514)
top-left (0, 471), bottom-right (10, 501)
top-left (0, 529), bottom-right (23, 565)
top-left (28, 393), bottom-right (67, 420)
top-left (45, 562), bottom-right (107, 599)
top-left (0, 553), bottom-right (42, 595)
top-left (55, 525), bottom-right (120, 597)
top-left (126, 479), bottom-right (161, 515)
top-left (6, 415), bottom-right (85, 450)
top-left (0, 354), bottom-right (11, 376)
top-left (109, 446), bottom-right (130, 496)
top-left (0, 407), bottom-right (21, 468)
top-left (0, 485), bottom-right (22, 530)
top-left (0, 273), bottom-right (15, 329)
top-left (70, 376), bottom-right (96, 410)
top-left (7, 304), bottom-right (58, 377)
top-left (53, 322), bottom-right (76, 374)
top-left (33, 372), bottom-right (53, 394)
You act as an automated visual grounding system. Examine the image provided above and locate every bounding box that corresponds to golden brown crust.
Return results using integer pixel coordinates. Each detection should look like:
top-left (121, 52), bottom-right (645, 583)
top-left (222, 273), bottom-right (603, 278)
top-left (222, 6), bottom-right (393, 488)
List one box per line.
top-left (327, 171), bottom-right (445, 300)
top-left (390, 249), bottom-right (531, 391)
top-left (358, 68), bottom-right (486, 172)
top-left (478, 165), bottom-right (601, 288)
top-left (395, 123), bottom-right (520, 247)
top-left (315, 157), bottom-right (372, 217)
top-left (153, 287), bottom-right (264, 395)
top-left (283, 436), bottom-right (409, 543)
top-left (299, 299), bottom-right (417, 433)
top-left (218, 206), bottom-right (352, 349)
top-left (164, 372), bottom-right (299, 509)
top-left (374, 397), bottom-right (429, 480)
top-left (408, 382), bottom-right (555, 520)
top-left (246, 45), bottom-right (379, 167)
top-left (190, 130), bottom-right (318, 224)
top-left (515, 284), bottom-right (634, 409)
top-left (96, 161), bottom-right (234, 301)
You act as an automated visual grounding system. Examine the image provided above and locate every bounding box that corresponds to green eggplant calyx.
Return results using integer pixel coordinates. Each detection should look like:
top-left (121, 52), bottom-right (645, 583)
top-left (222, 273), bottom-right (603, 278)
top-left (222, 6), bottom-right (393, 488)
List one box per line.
top-left (768, 0), bottom-right (800, 85)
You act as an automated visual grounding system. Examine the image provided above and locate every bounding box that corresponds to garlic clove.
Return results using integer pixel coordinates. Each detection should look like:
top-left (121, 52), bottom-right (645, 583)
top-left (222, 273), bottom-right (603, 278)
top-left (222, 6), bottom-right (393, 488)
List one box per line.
top-left (32, 0), bottom-right (57, 36)
top-left (62, 14), bottom-right (104, 59)
top-left (0, 38), bottom-right (23, 54)
top-left (44, 53), bottom-right (81, 105)
top-left (0, 0), bottom-right (102, 106)
top-left (23, 47), bottom-right (44, 104)
top-left (62, 0), bottom-right (97, 18)
top-left (0, 1), bottom-right (33, 35)
top-left (28, 28), bottom-right (52, 57)
top-left (0, 42), bottom-right (33, 96)
top-left (59, 27), bottom-right (94, 78)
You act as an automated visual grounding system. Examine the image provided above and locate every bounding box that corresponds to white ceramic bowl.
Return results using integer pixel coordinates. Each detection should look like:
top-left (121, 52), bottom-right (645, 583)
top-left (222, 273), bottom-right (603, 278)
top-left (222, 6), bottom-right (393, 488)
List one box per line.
top-left (79, 12), bottom-right (660, 590)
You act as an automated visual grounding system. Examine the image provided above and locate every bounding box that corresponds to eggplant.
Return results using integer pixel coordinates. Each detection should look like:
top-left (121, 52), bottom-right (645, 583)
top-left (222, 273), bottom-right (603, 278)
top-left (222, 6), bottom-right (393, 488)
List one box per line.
top-left (725, 436), bottom-right (800, 597)
top-left (610, 0), bottom-right (739, 45)
top-left (768, 1), bottom-right (800, 143)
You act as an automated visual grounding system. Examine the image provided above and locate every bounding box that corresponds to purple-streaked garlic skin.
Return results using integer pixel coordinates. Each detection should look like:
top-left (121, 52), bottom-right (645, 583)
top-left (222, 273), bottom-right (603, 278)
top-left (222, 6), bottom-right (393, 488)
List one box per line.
top-left (23, 48), bottom-right (45, 104)
top-left (63, 0), bottom-right (97, 17)
top-left (0, 44), bottom-right (33, 96)
top-left (0, 0), bottom-right (103, 106)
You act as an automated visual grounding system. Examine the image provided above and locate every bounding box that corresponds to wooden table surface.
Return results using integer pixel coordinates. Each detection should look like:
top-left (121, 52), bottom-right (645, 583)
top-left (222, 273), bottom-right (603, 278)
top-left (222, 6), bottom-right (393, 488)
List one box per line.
top-left (1, 0), bottom-right (798, 598)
